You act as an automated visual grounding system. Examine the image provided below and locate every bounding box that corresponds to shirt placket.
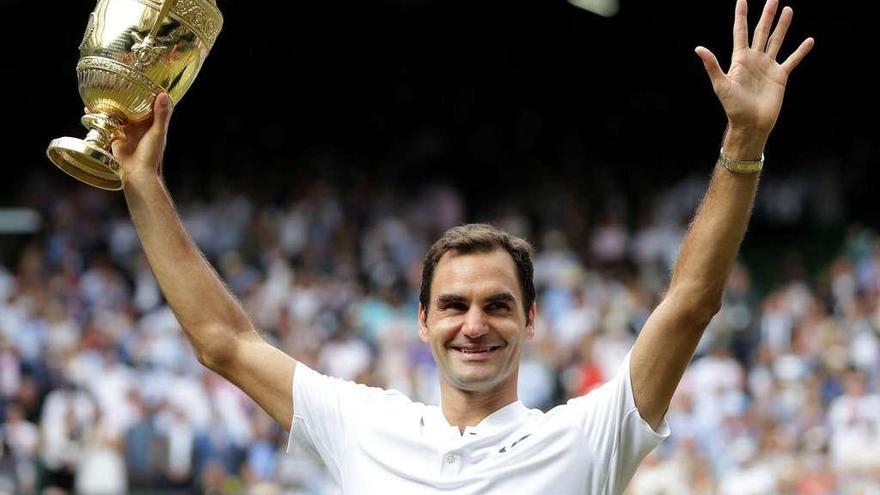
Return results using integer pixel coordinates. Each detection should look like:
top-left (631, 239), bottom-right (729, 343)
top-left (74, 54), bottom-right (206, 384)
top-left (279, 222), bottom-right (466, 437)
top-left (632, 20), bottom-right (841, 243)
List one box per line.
top-left (439, 428), bottom-right (467, 478)
top-left (439, 450), bottom-right (463, 478)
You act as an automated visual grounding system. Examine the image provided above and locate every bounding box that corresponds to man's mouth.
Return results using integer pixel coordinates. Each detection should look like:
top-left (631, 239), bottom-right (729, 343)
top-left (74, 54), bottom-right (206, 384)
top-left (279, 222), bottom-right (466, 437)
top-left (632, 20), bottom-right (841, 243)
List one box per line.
top-left (451, 345), bottom-right (502, 355)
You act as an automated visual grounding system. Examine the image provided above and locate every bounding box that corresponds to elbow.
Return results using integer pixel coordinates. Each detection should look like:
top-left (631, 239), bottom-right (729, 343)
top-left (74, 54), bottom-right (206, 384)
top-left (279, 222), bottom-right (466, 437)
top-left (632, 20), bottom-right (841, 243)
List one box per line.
top-left (690, 300), bottom-right (722, 327)
top-left (194, 344), bottom-right (230, 372)
top-left (673, 302), bottom-right (720, 332)
top-left (190, 324), bottom-right (246, 372)
top-left (195, 347), bottom-right (224, 371)
top-left (665, 286), bottom-right (722, 328)
top-left (196, 342), bottom-right (241, 374)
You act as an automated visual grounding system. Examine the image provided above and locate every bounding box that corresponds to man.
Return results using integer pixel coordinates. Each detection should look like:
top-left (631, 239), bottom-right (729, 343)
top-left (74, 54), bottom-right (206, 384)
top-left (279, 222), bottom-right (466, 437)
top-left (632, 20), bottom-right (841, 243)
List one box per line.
top-left (108, 0), bottom-right (812, 492)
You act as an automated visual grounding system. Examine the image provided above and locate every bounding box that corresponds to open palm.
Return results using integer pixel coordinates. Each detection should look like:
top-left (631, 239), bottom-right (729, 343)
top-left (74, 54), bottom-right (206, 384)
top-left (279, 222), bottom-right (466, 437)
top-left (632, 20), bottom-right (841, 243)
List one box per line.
top-left (696, 0), bottom-right (813, 134)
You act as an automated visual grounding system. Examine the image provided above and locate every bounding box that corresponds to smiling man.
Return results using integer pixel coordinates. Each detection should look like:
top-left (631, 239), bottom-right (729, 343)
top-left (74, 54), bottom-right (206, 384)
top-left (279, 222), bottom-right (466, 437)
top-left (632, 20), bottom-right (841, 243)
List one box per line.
top-left (288, 223), bottom-right (669, 493)
top-left (110, 0), bottom-right (812, 493)
top-left (420, 231), bottom-right (535, 399)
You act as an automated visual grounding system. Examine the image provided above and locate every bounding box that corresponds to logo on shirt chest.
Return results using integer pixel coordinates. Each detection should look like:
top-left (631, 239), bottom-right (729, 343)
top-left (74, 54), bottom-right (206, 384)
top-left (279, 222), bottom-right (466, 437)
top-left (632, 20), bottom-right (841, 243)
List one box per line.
top-left (498, 433), bottom-right (532, 454)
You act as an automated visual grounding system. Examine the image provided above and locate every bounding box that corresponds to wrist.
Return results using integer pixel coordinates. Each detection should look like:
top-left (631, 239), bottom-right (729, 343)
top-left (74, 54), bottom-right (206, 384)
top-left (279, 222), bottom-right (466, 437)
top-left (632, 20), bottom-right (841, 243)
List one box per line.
top-left (122, 169), bottom-right (164, 193)
top-left (722, 126), bottom-right (768, 160)
top-left (717, 148), bottom-right (763, 174)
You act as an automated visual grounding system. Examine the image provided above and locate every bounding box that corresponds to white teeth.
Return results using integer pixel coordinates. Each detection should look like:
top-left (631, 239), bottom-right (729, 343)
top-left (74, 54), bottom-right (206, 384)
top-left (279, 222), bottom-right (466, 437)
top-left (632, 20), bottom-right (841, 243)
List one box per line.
top-left (458, 347), bottom-right (496, 353)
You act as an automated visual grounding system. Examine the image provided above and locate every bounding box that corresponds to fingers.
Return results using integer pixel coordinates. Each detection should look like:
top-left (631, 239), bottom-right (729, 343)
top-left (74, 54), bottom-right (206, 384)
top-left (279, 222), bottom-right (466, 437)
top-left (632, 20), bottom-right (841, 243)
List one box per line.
top-left (733, 0), bottom-right (749, 51)
top-left (765, 6), bottom-right (792, 59)
top-left (695, 47), bottom-right (726, 92)
top-left (751, 0), bottom-right (779, 51)
top-left (781, 37), bottom-right (814, 73)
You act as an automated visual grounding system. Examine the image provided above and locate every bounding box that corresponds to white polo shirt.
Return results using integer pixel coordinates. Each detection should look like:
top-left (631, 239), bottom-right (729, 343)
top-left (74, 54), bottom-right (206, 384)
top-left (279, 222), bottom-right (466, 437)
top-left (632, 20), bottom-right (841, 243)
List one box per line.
top-left (287, 351), bottom-right (668, 494)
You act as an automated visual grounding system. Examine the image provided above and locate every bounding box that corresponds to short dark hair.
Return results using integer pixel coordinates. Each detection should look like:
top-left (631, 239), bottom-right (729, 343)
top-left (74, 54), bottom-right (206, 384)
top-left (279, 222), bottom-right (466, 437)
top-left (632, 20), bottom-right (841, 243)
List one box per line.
top-left (419, 224), bottom-right (535, 315)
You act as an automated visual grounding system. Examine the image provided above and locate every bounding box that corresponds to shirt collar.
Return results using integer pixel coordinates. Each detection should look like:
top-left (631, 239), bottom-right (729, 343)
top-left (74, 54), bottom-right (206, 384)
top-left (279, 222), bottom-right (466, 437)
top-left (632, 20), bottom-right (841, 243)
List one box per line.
top-left (423, 400), bottom-right (530, 438)
top-left (472, 400), bottom-right (529, 432)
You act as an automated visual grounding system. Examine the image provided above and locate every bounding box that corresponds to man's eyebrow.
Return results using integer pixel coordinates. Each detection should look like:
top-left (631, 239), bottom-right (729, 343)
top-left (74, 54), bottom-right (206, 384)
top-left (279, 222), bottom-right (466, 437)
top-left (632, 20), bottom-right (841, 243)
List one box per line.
top-left (437, 294), bottom-right (467, 305)
top-left (436, 292), bottom-right (517, 305)
top-left (485, 292), bottom-right (516, 304)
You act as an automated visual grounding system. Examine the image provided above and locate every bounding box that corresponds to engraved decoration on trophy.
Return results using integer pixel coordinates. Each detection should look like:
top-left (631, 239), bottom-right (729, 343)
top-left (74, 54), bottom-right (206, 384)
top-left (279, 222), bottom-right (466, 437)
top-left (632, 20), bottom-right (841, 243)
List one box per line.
top-left (47, 0), bottom-right (223, 190)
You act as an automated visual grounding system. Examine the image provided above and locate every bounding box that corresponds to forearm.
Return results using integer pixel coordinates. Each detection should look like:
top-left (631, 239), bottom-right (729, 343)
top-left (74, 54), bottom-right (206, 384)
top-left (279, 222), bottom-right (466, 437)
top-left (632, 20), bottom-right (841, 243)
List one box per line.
top-left (667, 127), bottom-right (763, 311)
top-left (630, 129), bottom-right (763, 428)
top-left (631, 0), bottom-right (812, 429)
top-left (123, 174), bottom-right (257, 364)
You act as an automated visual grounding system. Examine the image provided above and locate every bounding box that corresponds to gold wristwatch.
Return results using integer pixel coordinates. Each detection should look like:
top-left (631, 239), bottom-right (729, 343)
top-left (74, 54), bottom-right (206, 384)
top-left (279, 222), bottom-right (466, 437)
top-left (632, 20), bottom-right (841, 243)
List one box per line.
top-left (717, 148), bottom-right (764, 174)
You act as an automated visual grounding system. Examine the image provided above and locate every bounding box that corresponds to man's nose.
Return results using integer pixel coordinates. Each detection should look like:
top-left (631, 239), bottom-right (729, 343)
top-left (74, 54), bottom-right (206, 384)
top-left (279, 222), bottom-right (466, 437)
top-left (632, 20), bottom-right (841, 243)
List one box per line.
top-left (460, 306), bottom-right (489, 338)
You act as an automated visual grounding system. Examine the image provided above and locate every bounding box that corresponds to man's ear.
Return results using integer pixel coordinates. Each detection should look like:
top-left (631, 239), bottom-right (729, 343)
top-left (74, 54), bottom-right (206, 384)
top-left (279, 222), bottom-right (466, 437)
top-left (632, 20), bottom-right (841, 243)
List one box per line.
top-left (525, 302), bottom-right (537, 340)
top-left (418, 303), bottom-right (430, 343)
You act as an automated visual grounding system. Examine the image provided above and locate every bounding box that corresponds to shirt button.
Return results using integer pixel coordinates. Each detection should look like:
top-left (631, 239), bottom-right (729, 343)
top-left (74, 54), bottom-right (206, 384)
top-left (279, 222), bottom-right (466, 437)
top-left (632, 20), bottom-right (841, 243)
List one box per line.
top-left (446, 455), bottom-right (456, 464)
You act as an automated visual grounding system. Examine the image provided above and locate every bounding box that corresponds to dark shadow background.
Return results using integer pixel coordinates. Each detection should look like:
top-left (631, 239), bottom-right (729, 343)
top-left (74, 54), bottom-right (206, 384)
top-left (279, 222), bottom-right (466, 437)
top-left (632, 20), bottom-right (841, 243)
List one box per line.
top-left (1, 0), bottom-right (876, 283)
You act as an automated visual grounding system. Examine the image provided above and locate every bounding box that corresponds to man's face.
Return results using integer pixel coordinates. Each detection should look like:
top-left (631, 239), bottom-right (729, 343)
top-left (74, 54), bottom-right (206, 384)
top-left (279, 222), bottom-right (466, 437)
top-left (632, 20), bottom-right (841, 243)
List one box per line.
top-left (419, 249), bottom-right (536, 393)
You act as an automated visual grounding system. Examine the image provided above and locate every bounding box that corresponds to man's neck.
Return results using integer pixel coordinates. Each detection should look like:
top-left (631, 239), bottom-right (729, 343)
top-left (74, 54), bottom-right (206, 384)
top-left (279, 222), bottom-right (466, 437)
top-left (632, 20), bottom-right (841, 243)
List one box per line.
top-left (439, 380), bottom-right (518, 434)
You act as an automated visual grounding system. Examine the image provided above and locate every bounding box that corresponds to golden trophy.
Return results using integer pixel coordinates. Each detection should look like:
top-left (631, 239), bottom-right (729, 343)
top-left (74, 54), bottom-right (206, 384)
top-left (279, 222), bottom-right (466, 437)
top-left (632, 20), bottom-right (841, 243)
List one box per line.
top-left (47, 0), bottom-right (222, 190)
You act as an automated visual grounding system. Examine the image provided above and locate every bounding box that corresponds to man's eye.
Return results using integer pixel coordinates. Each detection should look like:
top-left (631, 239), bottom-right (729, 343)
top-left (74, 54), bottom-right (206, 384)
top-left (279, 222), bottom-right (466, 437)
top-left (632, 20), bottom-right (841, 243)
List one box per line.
top-left (487, 302), bottom-right (510, 311)
top-left (442, 303), bottom-right (467, 311)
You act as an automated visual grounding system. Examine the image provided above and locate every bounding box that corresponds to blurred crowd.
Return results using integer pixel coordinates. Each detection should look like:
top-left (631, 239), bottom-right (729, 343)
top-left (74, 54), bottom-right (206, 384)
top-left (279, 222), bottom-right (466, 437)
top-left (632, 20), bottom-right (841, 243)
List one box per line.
top-left (0, 174), bottom-right (878, 495)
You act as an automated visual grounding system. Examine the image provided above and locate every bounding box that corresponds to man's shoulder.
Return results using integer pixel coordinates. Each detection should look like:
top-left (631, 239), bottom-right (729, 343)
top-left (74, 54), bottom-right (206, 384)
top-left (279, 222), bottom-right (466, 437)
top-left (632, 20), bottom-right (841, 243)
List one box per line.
top-left (297, 362), bottom-right (421, 413)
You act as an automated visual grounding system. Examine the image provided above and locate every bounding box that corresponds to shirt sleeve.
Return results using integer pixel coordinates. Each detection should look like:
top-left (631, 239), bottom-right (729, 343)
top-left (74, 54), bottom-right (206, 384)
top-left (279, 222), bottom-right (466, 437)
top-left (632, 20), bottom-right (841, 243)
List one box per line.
top-left (566, 350), bottom-right (670, 494)
top-left (285, 362), bottom-right (382, 484)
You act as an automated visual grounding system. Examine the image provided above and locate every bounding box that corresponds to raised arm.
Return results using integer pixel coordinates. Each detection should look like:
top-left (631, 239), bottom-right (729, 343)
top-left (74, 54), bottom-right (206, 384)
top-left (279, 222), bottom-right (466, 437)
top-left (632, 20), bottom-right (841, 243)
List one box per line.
top-left (630, 0), bottom-right (813, 429)
top-left (112, 94), bottom-right (296, 429)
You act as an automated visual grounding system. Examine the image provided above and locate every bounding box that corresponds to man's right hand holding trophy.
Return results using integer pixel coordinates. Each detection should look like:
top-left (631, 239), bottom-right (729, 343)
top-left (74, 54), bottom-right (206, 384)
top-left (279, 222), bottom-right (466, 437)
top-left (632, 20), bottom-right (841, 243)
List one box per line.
top-left (47, 0), bottom-right (222, 190)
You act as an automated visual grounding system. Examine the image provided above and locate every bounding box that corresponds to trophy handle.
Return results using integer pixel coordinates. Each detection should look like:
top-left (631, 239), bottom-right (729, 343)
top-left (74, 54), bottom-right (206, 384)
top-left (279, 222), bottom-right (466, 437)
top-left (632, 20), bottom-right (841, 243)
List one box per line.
top-left (149, 0), bottom-right (177, 38)
top-left (130, 0), bottom-right (177, 71)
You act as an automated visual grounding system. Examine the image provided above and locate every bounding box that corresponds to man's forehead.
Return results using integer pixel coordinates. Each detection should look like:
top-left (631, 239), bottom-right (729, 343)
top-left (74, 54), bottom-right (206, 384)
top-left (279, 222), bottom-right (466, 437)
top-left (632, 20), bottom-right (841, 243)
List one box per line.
top-left (431, 249), bottom-right (520, 295)
top-left (435, 248), bottom-right (517, 271)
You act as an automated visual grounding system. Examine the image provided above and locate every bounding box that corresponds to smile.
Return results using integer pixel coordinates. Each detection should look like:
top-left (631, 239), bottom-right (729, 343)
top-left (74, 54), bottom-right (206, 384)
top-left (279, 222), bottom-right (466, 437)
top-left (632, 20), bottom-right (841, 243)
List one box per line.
top-left (451, 346), bottom-right (502, 357)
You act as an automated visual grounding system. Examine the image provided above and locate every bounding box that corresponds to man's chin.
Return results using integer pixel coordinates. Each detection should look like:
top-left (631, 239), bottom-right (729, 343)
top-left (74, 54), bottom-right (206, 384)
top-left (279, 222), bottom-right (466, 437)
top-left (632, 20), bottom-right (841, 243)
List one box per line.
top-left (447, 367), bottom-right (503, 391)
top-left (450, 378), bottom-right (496, 392)
top-left (439, 348), bottom-right (513, 391)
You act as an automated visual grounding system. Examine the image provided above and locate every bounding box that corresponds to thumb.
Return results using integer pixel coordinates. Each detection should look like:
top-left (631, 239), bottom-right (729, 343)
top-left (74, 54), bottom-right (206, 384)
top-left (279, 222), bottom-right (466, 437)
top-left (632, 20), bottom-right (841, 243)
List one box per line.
top-left (694, 46), bottom-right (725, 91)
top-left (149, 92), bottom-right (173, 136)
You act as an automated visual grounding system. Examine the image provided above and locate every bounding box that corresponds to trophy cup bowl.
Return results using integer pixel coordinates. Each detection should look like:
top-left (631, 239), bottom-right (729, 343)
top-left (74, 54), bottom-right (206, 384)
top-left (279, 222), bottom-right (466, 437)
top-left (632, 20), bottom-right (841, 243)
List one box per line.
top-left (47, 0), bottom-right (222, 190)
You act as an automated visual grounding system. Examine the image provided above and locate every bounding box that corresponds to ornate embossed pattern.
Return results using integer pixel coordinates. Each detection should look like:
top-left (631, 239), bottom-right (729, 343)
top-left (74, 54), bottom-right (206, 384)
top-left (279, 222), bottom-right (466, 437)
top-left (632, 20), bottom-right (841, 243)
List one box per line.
top-left (135, 0), bottom-right (222, 47)
top-left (77, 57), bottom-right (165, 94)
top-left (130, 33), bottom-right (169, 71)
